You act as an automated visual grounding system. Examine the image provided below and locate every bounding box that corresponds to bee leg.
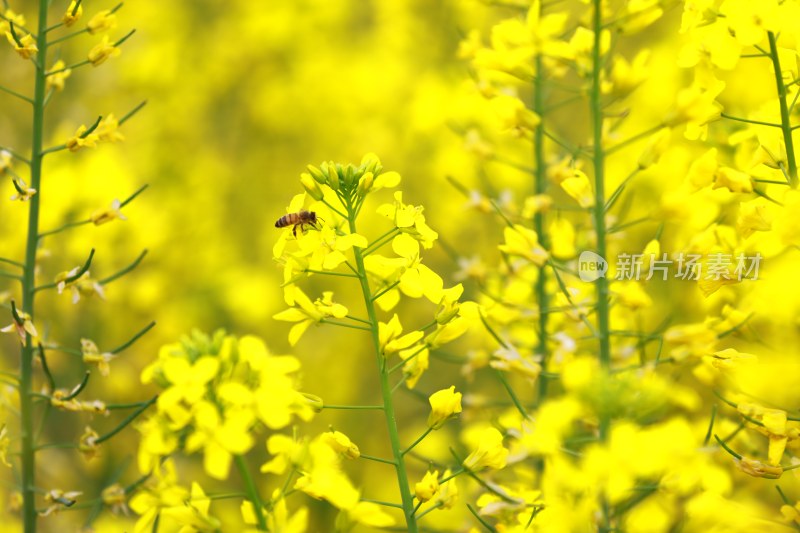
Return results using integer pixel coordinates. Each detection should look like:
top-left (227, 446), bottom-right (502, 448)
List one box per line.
top-left (293, 225), bottom-right (298, 238)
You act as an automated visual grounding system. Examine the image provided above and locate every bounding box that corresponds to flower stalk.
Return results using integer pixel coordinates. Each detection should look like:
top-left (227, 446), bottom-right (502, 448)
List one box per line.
top-left (532, 11), bottom-right (550, 404)
top-left (591, 0), bottom-right (612, 528)
top-left (19, 1), bottom-right (50, 529)
top-left (767, 31), bottom-right (798, 188)
top-left (235, 454), bottom-right (267, 530)
top-left (347, 204), bottom-right (419, 532)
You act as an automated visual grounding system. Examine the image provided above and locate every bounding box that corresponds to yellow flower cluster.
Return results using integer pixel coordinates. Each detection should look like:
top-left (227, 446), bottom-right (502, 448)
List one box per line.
top-left (138, 331), bottom-right (314, 478)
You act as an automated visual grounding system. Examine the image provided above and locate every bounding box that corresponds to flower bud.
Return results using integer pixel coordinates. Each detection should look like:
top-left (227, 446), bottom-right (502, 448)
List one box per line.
top-left (300, 173), bottom-right (324, 200)
top-left (87, 10), bottom-right (117, 35)
top-left (63, 1), bottom-right (83, 27)
top-left (306, 164), bottom-right (326, 184)
top-left (324, 162), bottom-right (340, 190)
top-left (342, 164), bottom-right (355, 187)
top-left (427, 386), bottom-right (462, 429)
top-left (88, 36), bottom-right (121, 66)
top-left (357, 171), bottom-right (374, 196)
top-left (414, 470), bottom-right (440, 502)
top-left (322, 430), bottom-right (360, 459)
top-left (361, 152), bottom-right (381, 174)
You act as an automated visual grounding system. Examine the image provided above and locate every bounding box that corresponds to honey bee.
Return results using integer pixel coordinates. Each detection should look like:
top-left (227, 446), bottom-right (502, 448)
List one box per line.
top-left (274, 210), bottom-right (321, 237)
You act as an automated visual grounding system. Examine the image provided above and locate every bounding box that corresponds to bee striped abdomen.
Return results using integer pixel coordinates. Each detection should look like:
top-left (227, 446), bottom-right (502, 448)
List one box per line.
top-left (274, 212), bottom-right (301, 228)
top-left (274, 210), bottom-right (318, 237)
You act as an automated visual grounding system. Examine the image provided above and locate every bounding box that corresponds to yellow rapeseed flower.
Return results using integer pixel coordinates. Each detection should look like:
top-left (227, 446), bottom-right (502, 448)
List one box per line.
top-left (6, 30), bottom-right (36, 59)
top-left (427, 386), bottom-right (462, 429)
top-left (88, 35), bottom-right (121, 66)
top-left (463, 427), bottom-right (509, 471)
top-left (87, 10), bottom-right (117, 34)
top-left (62, 1), bottom-right (83, 27)
top-left (414, 470), bottom-right (440, 502)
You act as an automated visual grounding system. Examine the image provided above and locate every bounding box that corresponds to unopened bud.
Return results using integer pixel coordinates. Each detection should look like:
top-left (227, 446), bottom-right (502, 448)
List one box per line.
top-left (307, 165), bottom-right (326, 184)
top-left (325, 163), bottom-right (340, 190)
top-left (357, 172), bottom-right (374, 196)
top-left (361, 153), bottom-right (381, 174)
top-left (300, 173), bottom-right (324, 200)
top-left (343, 164), bottom-right (355, 187)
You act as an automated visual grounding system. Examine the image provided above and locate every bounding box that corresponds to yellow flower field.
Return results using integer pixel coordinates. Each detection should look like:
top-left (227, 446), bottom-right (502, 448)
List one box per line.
top-left (2, 0), bottom-right (800, 531)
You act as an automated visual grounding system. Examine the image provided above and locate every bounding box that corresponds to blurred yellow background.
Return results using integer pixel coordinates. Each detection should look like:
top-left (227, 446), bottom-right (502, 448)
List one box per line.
top-left (2, 0), bottom-right (800, 531)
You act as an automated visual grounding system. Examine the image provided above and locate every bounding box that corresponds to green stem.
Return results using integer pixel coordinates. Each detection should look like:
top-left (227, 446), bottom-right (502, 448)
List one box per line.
top-left (415, 501), bottom-right (443, 520)
top-left (371, 280), bottom-right (400, 302)
top-left (319, 319), bottom-right (371, 331)
top-left (361, 499), bottom-right (403, 509)
top-left (95, 395), bottom-right (156, 444)
top-left (768, 31), bottom-right (798, 188)
top-left (590, 0), bottom-right (611, 374)
top-left (234, 454), bottom-right (267, 531)
top-left (363, 227), bottom-right (400, 256)
top-left (119, 100), bottom-right (147, 126)
top-left (467, 504), bottom-right (498, 532)
top-left (388, 345), bottom-right (427, 374)
top-left (591, 1), bottom-right (612, 530)
top-left (38, 219), bottom-right (90, 239)
top-left (606, 123), bottom-right (664, 154)
top-left (62, 372), bottom-right (90, 401)
top-left (494, 369), bottom-right (530, 420)
top-left (348, 210), bottom-right (418, 532)
top-left (713, 434), bottom-right (743, 460)
top-left (0, 84), bottom-right (33, 104)
top-left (0, 257), bottom-right (25, 269)
top-left (111, 321), bottom-right (156, 354)
top-left (20, 2), bottom-right (50, 531)
top-left (402, 427), bottom-right (432, 456)
top-left (0, 145), bottom-right (30, 165)
top-left (322, 404), bottom-right (384, 410)
top-left (719, 113), bottom-right (781, 129)
top-left (98, 249), bottom-right (147, 285)
top-left (304, 269), bottom-right (359, 278)
top-left (47, 27), bottom-right (89, 46)
top-left (359, 453), bottom-right (397, 466)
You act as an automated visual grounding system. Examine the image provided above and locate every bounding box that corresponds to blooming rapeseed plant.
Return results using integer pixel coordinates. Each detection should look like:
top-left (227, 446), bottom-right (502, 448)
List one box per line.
top-left (0, 1), bottom-right (149, 530)
top-left (270, 155), bottom-right (480, 531)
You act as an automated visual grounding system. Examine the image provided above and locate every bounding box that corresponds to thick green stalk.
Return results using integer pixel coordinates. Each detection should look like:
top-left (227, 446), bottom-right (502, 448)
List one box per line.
top-left (20, 2), bottom-right (50, 531)
top-left (347, 211), bottom-right (418, 532)
top-left (591, 3), bottom-right (612, 531)
top-left (590, 0), bottom-right (611, 374)
top-left (767, 31), bottom-right (798, 188)
top-left (533, 44), bottom-right (550, 403)
top-left (235, 454), bottom-right (267, 530)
